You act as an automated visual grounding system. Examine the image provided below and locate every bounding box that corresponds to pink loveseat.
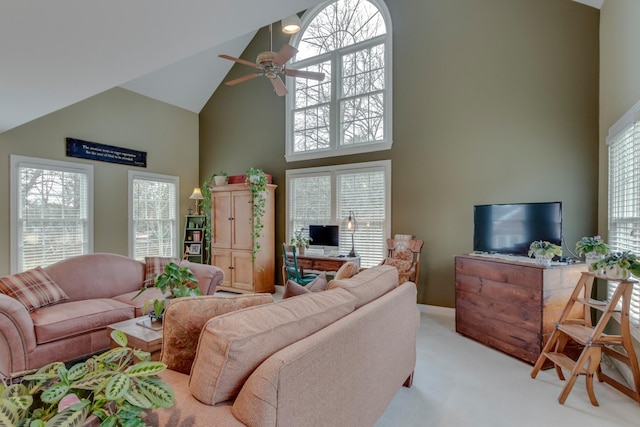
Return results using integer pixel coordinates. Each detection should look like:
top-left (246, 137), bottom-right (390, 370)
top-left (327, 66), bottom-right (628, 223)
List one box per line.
top-left (146, 265), bottom-right (419, 426)
top-left (0, 253), bottom-right (223, 377)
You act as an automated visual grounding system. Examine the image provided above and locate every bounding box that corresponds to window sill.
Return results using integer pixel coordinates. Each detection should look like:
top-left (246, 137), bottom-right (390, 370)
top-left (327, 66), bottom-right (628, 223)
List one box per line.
top-left (285, 140), bottom-right (392, 163)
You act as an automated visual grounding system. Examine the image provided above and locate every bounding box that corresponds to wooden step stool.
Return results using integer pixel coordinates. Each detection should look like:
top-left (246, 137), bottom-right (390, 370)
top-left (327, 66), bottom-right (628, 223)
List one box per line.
top-left (530, 272), bottom-right (640, 406)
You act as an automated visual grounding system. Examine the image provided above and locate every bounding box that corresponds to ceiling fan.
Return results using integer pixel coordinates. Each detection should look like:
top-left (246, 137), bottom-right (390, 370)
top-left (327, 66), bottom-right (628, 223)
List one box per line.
top-left (218, 24), bottom-right (325, 96)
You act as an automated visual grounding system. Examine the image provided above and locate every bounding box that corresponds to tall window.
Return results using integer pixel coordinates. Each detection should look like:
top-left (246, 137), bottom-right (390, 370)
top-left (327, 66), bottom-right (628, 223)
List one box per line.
top-left (10, 156), bottom-right (93, 273)
top-left (286, 160), bottom-right (391, 267)
top-left (285, 0), bottom-right (392, 162)
top-left (607, 100), bottom-right (640, 327)
top-left (129, 171), bottom-right (179, 261)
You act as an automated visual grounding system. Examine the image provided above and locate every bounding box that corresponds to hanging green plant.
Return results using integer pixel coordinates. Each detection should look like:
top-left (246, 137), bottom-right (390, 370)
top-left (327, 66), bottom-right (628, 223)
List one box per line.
top-left (245, 167), bottom-right (268, 261)
top-left (201, 173), bottom-right (216, 263)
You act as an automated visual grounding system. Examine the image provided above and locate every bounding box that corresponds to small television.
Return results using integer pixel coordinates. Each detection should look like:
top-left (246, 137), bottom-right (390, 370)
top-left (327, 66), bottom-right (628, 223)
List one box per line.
top-left (308, 225), bottom-right (340, 248)
top-left (473, 201), bottom-right (562, 257)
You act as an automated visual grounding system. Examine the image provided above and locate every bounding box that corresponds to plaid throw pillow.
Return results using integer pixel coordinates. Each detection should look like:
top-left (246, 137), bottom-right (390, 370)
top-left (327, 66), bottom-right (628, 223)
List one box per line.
top-left (145, 256), bottom-right (180, 285)
top-left (0, 267), bottom-right (68, 312)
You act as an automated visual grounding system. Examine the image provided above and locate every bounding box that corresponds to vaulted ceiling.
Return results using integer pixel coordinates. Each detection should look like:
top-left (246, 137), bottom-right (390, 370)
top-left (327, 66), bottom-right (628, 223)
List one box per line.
top-left (0, 0), bottom-right (602, 135)
top-left (0, 0), bottom-right (323, 134)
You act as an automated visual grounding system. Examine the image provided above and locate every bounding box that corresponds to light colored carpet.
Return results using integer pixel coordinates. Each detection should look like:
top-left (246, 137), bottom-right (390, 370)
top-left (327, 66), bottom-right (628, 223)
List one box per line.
top-left (375, 304), bottom-right (640, 427)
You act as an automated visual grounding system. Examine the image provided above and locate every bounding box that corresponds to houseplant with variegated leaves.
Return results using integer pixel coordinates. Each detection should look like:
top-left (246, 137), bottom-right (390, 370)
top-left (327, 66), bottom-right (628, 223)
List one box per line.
top-left (0, 330), bottom-right (173, 426)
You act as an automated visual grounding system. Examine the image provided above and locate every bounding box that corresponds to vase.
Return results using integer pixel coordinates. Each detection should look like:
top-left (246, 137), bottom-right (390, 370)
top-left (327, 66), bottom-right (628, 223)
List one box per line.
top-left (535, 254), bottom-right (552, 267)
top-left (298, 246), bottom-right (305, 256)
top-left (604, 264), bottom-right (631, 280)
top-left (214, 176), bottom-right (227, 186)
top-left (584, 252), bottom-right (604, 271)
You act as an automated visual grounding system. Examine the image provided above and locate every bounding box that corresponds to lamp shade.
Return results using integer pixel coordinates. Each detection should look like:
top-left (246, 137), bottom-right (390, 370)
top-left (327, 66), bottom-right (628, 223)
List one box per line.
top-left (189, 187), bottom-right (204, 200)
top-left (281, 14), bottom-right (301, 34)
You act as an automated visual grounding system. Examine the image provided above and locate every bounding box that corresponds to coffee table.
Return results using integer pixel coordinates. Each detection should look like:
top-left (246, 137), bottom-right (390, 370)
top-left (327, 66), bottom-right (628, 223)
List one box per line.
top-left (106, 316), bottom-right (163, 361)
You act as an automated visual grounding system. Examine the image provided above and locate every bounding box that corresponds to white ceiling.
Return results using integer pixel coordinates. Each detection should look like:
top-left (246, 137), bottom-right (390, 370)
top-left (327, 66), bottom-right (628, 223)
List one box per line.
top-left (572, 0), bottom-right (604, 9)
top-left (1, 0), bottom-right (603, 134)
top-left (0, 0), bottom-right (323, 134)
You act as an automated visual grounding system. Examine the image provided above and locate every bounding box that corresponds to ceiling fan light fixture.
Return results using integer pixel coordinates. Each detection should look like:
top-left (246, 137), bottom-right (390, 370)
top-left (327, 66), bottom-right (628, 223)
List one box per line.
top-left (281, 14), bottom-right (301, 34)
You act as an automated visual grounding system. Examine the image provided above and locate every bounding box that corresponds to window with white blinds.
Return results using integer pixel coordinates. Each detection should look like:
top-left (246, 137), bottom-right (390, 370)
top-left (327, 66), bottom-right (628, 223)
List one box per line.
top-left (286, 160), bottom-right (390, 267)
top-left (10, 155), bottom-right (93, 273)
top-left (607, 100), bottom-right (640, 327)
top-left (128, 171), bottom-right (179, 261)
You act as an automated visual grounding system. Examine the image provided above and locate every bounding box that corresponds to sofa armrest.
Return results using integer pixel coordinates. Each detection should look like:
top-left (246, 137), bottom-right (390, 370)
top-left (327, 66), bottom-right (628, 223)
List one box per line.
top-left (180, 261), bottom-right (224, 295)
top-left (0, 293), bottom-right (36, 376)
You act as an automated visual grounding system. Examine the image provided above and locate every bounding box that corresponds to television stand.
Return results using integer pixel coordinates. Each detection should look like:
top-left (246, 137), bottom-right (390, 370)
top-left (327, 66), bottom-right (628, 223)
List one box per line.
top-left (455, 255), bottom-right (585, 367)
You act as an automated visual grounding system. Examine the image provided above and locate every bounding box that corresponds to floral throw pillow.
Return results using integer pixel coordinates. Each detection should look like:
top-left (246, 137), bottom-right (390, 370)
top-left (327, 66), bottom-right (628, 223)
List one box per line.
top-left (0, 267), bottom-right (68, 312)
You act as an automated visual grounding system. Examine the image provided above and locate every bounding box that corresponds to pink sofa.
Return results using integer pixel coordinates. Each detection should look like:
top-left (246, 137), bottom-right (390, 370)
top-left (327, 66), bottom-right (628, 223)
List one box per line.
top-left (0, 253), bottom-right (223, 377)
top-left (146, 265), bottom-right (419, 426)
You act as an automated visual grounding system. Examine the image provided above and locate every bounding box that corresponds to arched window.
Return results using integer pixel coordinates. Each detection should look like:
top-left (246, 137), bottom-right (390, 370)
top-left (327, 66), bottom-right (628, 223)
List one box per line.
top-left (285, 0), bottom-right (392, 161)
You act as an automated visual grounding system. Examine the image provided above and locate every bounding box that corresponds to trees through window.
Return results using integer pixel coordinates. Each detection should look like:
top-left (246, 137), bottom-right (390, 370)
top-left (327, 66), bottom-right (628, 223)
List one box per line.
top-left (285, 0), bottom-right (392, 161)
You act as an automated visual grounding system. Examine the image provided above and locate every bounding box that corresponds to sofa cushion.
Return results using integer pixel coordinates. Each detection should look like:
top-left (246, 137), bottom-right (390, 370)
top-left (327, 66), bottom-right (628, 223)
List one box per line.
top-left (327, 265), bottom-right (399, 309)
top-left (112, 288), bottom-right (167, 317)
top-left (189, 288), bottom-right (356, 405)
top-left (0, 267), bottom-right (69, 312)
top-left (31, 299), bottom-right (134, 344)
top-left (334, 261), bottom-right (359, 280)
top-left (282, 272), bottom-right (328, 299)
top-left (161, 294), bottom-right (274, 375)
top-left (145, 256), bottom-right (180, 285)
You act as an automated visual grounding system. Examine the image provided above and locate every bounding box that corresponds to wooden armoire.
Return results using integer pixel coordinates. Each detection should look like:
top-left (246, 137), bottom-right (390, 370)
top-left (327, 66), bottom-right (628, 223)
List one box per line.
top-left (209, 183), bottom-right (276, 293)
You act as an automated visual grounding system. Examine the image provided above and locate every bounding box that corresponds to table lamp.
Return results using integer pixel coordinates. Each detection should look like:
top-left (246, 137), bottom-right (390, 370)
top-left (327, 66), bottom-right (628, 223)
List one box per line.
top-left (190, 187), bottom-right (204, 215)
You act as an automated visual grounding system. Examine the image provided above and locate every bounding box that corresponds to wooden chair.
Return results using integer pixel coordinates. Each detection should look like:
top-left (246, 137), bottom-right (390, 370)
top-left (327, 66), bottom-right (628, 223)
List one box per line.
top-left (531, 272), bottom-right (640, 406)
top-left (282, 244), bottom-right (318, 285)
top-left (379, 235), bottom-right (424, 284)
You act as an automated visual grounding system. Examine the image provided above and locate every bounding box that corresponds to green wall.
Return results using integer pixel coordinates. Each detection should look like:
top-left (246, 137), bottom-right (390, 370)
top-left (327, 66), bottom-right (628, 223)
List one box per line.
top-left (199, 0), bottom-right (600, 306)
top-left (0, 88), bottom-right (200, 276)
top-left (599, 0), bottom-right (640, 235)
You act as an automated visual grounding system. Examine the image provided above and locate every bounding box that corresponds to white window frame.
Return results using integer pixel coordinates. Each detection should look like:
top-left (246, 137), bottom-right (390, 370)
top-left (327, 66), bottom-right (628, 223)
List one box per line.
top-left (286, 160), bottom-right (391, 267)
top-left (285, 0), bottom-right (393, 162)
top-left (10, 155), bottom-right (94, 273)
top-left (606, 98), bottom-right (640, 332)
top-left (128, 171), bottom-right (179, 260)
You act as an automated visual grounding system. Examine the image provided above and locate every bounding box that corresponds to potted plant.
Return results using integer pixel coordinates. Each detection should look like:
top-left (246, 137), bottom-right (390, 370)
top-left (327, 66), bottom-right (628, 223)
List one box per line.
top-left (245, 168), bottom-right (268, 261)
top-left (290, 228), bottom-right (312, 255)
top-left (575, 235), bottom-right (609, 268)
top-left (135, 262), bottom-right (202, 321)
top-left (590, 251), bottom-right (640, 279)
top-left (528, 240), bottom-right (562, 266)
top-left (0, 330), bottom-right (173, 426)
top-left (213, 171), bottom-right (228, 186)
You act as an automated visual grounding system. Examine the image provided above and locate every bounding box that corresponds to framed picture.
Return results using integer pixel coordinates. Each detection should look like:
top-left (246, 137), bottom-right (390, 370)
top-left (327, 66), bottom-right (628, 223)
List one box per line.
top-left (190, 243), bottom-right (201, 255)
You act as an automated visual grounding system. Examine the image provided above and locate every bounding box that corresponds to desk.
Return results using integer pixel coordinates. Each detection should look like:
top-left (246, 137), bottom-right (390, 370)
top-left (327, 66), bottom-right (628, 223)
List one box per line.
top-left (295, 254), bottom-right (360, 273)
top-left (283, 253), bottom-right (360, 284)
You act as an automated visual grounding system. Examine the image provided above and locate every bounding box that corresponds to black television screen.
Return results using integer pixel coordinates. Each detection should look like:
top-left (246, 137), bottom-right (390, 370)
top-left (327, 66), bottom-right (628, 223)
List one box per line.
top-left (309, 225), bottom-right (340, 247)
top-left (473, 202), bottom-right (562, 256)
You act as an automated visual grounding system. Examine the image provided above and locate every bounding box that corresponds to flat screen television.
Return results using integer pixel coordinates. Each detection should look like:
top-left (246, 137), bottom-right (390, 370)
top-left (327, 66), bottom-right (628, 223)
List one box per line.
top-left (473, 201), bottom-right (562, 257)
top-left (308, 225), bottom-right (340, 248)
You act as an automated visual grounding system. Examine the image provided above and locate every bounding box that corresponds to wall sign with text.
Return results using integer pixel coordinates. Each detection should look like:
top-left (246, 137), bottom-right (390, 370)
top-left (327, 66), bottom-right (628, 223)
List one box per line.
top-left (66, 138), bottom-right (147, 167)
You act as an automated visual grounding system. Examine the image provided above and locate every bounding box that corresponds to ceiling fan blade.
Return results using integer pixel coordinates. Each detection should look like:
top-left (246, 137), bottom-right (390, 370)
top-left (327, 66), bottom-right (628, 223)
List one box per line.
top-left (270, 76), bottom-right (288, 96)
top-left (272, 44), bottom-right (298, 66)
top-left (218, 54), bottom-right (261, 69)
top-left (224, 73), bottom-right (261, 86)
top-left (284, 69), bottom-right (326, 81)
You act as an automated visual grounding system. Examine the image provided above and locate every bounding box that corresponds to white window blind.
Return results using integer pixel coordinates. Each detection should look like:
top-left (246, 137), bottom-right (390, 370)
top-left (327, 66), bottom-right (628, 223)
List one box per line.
top-left (607, 102), bottom-right (640, 327)
top-left (286, 160), bottom-right (390, 268)
top-left (10, 156), bottom-right (93, 273)
top-left (129, 171), bottom-right (179, 261)
top-left (285, 0), bottom-right (393, 162)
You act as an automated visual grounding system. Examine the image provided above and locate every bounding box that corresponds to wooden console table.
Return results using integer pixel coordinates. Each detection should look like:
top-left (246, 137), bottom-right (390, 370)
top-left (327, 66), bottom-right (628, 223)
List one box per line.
top-left (455, 255), bottom-right (585, 367)
top-left (294, 254), bottom-right (360, 274)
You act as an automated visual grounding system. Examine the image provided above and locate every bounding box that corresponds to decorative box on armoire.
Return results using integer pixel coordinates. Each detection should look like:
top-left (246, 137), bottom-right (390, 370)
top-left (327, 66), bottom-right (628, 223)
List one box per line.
top-left (209, 183), bottom-right (276, 293)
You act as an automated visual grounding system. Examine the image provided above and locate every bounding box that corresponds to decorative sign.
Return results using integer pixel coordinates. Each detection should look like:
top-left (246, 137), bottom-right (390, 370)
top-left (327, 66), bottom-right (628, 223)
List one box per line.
top-left (66, 138), bottom-right (147, 167)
